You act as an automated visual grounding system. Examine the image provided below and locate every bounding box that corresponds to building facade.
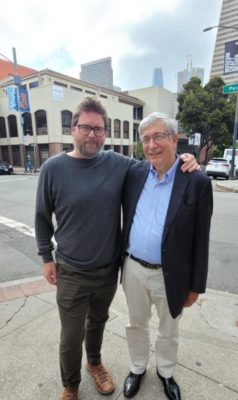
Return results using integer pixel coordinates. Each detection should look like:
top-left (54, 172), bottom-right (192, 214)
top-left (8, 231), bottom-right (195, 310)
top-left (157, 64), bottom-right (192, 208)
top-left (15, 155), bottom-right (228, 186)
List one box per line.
top-left (210, 0), bottom-right (238, 84)
top-left (80, 57), bottom-right (113, 90)
top-left (0, 68), bottom-right (144, 169)
top-left (177, 67), bottom-right (204, 93)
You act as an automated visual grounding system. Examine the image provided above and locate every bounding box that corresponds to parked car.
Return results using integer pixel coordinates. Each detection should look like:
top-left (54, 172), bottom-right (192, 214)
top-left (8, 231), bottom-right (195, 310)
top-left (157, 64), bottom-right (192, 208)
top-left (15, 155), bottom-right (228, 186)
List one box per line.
top-left (205, 158), bottom-right (231, 180)
top-left (0, 160), bottom-right (14, 174)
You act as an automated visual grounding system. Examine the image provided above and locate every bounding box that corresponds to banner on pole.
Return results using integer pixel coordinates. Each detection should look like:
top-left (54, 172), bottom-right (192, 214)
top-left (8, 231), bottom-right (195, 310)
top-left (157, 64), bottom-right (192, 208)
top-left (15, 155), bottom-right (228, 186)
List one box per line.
top-left (18, 86), bottom-right (30, 112)
top-left (7, 87), bottom-right (18, 111)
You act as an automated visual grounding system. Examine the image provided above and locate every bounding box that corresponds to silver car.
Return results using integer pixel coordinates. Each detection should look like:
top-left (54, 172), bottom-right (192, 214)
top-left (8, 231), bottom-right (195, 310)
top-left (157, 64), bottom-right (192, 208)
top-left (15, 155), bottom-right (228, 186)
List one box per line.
top-left (205, 158), bottom-right (231, 180)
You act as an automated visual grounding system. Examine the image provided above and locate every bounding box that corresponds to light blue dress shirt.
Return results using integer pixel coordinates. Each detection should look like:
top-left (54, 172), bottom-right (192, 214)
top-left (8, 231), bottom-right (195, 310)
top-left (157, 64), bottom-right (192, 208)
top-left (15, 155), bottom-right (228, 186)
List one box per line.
top-left (127, 158), bottom-right (179, 264)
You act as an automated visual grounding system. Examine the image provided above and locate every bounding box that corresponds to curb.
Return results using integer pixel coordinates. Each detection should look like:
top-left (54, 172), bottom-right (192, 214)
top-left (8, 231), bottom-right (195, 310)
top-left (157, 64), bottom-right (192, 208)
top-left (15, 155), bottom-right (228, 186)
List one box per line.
top-left (0, 276), bottom-right (56, 303)
top-left (216, 182), bottom-right (238, 193)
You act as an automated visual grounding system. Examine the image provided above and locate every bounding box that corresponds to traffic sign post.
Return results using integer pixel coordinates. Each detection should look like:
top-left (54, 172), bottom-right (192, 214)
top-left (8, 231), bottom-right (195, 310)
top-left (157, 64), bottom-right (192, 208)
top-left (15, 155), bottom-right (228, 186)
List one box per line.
top-left (223, 83), bottom-right (238, 177)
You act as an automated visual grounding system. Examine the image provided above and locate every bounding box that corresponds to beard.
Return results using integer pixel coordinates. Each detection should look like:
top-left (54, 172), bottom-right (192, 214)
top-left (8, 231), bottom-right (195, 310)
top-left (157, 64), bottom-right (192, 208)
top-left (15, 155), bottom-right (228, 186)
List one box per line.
top-left (76, 141), bottom-right (104, 158)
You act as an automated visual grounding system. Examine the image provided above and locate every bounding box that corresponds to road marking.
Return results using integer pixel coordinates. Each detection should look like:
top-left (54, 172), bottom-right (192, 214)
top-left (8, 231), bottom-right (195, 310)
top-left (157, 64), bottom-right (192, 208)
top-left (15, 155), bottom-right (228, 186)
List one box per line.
top-left (0, 215), bottom-right (57, 245)
top-left (0, 216), bottom-right (35, 237)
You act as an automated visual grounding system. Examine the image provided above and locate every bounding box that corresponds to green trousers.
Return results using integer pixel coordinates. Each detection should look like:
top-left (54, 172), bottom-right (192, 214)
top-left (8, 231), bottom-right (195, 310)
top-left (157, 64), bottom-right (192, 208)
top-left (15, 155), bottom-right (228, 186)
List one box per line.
top-left (56, 261), bottom-right (118, 389)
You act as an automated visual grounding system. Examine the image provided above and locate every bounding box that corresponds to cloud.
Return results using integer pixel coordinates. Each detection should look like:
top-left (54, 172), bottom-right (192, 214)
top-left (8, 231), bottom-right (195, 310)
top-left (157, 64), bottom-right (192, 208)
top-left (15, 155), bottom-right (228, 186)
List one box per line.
top-left (0, 0), bottom-right (223, 92)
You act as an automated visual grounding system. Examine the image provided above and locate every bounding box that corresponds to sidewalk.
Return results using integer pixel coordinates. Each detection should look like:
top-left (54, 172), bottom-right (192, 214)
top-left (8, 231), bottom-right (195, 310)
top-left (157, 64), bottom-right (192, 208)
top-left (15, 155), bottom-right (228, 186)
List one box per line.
top-left (12, 167), bottom-right (238, 192)
top-left (0, 277), bottom-right (238, 400)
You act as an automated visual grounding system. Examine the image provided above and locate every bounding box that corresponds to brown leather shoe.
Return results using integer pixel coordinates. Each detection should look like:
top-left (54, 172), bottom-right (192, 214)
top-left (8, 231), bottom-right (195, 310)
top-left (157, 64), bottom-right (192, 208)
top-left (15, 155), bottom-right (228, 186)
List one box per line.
top-left (86, 363), bottom-right (115, 395)
top-left (60, 386), bottom-right (78, 400)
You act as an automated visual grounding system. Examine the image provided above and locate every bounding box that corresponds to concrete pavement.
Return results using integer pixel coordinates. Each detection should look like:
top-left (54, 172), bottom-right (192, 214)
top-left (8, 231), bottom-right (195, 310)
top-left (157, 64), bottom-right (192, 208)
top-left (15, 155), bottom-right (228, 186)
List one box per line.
top-left (0, 276), bottom-right (238, 400)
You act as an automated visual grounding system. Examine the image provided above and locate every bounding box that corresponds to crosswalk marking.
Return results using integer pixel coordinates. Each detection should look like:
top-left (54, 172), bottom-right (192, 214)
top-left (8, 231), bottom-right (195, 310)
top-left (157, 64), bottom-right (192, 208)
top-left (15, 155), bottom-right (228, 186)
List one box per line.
top-left (0, 216), bottom-right (35, 237)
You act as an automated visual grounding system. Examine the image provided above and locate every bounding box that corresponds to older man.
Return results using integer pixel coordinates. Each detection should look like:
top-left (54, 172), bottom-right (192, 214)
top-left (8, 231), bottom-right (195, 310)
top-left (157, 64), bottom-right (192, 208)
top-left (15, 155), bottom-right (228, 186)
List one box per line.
top-left (121, 112), bottom-right (213, 400)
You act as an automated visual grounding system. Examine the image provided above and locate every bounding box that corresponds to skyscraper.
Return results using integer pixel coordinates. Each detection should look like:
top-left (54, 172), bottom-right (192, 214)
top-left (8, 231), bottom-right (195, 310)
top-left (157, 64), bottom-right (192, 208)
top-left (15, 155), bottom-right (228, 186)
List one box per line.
top-left (152, 67), bottom-right (163, 88)
top-left (177, 56), bottom-right (204, 92)
top-left (210, 0), bottom-right (238, 84)
top-left (80, 57), bottom-right (113, 89)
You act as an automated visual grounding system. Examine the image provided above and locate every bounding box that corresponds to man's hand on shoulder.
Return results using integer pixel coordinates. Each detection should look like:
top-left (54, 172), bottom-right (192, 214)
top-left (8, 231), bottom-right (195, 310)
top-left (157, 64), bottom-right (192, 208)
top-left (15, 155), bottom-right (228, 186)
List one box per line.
top-left (180, 153), bottom-right (200, 173)
top-left (43, 261), bottom-right (57, 285)
top-left (183, 291), bottom-right (199, 308)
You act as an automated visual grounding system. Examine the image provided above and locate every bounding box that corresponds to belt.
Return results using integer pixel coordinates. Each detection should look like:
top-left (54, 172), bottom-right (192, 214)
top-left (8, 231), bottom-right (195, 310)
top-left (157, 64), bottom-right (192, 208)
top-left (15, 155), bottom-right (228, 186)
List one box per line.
top-left (125, 252), bottom-right (161, 270)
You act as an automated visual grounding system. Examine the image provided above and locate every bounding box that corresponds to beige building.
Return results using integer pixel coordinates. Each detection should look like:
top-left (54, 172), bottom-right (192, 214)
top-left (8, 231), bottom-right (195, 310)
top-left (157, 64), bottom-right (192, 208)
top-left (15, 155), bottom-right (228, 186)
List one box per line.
top-left (210, 0), bottom-right (238, 84)
top-left (0, 69), bottom-right (144, 169)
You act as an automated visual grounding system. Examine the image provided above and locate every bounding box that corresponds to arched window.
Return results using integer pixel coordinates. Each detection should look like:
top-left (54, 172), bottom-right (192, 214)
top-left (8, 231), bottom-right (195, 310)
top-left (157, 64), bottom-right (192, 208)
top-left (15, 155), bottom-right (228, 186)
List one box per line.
top-left (114, 119), bottom-right (121, 138)
top-left (35, 110), bottom-right (48, 135)
top-left (8, 115), bottom-right (18, 137)
top-left (123, 121), bottom-right (129, 139)
top-left (22, 112), bottom-right (33, 136)
top-left (107, 118), bottom-right (111, 138)
top-left (62, 110), bottom-right (72, 135)
top-left (0, 117), bottom-right (7, 138)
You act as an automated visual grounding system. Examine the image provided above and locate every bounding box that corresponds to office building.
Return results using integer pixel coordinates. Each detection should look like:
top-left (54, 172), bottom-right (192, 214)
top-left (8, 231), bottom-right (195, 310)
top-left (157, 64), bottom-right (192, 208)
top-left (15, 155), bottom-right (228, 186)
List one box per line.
top-left (177, 56), bottom-right (204, 92)
top-left (152, 67), bottom-right (163, 88)
top-left (80, 57), bottom-right (113, 89)
top-left (210, 0), bottom-right (238, 84)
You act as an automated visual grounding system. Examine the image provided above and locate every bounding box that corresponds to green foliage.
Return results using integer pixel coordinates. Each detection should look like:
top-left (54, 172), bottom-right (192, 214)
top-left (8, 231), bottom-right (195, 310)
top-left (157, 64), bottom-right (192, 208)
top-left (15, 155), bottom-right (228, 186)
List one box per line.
top-left (177, 76), bottom-right (235, 163)
top-left (133, 141), bottom-right (144, 160)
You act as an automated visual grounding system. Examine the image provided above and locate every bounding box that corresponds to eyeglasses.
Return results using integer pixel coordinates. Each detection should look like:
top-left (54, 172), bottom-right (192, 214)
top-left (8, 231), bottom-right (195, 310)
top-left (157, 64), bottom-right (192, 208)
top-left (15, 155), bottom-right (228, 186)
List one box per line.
top-left (141, 132), bottom-right (170, 145)
top-left (76, 124), bottom-right (106, 137)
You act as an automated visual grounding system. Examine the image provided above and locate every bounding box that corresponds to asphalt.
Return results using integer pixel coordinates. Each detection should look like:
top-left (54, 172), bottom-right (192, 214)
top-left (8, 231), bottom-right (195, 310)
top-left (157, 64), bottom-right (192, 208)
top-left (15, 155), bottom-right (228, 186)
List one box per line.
top-left (0, 168), bottom-right (237, 400)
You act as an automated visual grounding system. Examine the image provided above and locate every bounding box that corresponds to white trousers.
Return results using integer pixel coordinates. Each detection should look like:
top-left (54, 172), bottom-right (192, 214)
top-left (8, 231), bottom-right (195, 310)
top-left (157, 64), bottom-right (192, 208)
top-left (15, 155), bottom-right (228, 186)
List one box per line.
top-left (122, 256), bottom-right (182, 378)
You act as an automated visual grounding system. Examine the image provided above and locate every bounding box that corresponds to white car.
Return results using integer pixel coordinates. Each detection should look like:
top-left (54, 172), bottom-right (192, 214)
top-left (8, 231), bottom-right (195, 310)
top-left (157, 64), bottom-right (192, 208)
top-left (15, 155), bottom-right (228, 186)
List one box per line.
top-left (205, 158), bottom-right (231, 180)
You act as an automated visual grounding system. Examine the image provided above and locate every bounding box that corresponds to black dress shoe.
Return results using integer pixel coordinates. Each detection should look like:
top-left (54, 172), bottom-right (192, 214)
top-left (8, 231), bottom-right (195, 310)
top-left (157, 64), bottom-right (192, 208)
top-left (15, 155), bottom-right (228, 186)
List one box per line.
top-left (157, 370), bottom-right (181, 400)
top-left (123, 370), bottom-right (146, 398)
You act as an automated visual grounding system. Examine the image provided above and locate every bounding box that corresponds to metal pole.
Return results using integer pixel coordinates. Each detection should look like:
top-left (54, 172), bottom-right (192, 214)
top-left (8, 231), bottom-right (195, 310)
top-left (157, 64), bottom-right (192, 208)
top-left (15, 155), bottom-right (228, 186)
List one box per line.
top-left (231, 93), bottom-right (238, 178)
top-left (11, 48), bottom-right (27, 171)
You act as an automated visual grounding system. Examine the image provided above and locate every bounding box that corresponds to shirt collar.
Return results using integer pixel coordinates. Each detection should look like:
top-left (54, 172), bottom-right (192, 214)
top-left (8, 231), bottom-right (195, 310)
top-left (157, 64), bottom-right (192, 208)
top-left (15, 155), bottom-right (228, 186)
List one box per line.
top-left (149, 156), bottom-right (179, 183)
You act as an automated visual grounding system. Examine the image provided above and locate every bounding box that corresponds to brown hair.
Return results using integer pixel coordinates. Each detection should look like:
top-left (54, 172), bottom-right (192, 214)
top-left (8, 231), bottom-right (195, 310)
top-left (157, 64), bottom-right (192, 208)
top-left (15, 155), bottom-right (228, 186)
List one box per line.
top-left (71, 96), bottom-right (109, 130)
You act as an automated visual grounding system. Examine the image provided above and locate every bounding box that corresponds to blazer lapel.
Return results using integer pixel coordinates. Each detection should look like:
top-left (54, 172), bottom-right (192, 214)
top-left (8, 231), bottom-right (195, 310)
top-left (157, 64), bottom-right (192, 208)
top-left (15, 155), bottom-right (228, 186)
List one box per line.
top-left (162, 163), bottom-right (189, 243)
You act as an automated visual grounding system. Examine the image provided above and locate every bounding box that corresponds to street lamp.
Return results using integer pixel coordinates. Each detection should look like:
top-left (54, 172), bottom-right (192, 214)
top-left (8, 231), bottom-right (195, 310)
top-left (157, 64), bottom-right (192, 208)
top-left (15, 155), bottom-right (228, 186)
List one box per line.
top-left (203, 25), bottom-right (238, 32)
top-left (204, 24), bottom-right (238, 178)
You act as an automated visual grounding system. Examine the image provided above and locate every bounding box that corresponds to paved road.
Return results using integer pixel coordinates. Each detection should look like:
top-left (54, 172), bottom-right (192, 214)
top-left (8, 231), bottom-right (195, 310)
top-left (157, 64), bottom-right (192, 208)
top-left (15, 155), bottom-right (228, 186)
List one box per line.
top-left (0, 175), bottom-right (237, 294)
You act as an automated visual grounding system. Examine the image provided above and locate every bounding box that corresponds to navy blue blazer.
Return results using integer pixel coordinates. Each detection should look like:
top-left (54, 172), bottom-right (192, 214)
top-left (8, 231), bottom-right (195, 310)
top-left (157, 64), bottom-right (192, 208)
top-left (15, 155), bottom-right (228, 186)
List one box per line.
top-left (121, 160), bottom-right (213, 318)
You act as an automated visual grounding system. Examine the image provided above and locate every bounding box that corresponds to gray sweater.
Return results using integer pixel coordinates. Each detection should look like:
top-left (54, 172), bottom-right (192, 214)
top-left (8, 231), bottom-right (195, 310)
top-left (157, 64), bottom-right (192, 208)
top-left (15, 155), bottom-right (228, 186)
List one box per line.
top-left (35, 151), bottom-right (132, 269)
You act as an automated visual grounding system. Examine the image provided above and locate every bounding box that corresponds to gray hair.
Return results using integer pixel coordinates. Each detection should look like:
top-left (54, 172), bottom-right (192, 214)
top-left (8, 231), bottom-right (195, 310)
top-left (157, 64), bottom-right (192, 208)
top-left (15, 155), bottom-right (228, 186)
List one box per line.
top-left (138, 112), bottom-right (178, 138)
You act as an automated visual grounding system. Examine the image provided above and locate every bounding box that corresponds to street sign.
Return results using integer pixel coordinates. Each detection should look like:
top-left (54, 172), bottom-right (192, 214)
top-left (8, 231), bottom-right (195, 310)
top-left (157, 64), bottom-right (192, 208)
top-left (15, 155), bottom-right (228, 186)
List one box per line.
top-left (223, 83), bottom-right (238, 94)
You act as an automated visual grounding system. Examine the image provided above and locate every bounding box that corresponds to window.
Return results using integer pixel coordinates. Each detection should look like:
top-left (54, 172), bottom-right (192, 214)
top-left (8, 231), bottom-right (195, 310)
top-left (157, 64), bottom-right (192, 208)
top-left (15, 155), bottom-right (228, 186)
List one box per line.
top-left (35, 110), bottom-right (48, 135)
top-left (107, 118), bottom-right (111, 138)
top-left (62, 110), bottom-right (72, 135)
top-left (123, 121), bottom-right (129, 139)
top-left (70, 86), bottom-right (82, 92)
top-left (114, 145), bottom-right (121, 153)
top-left (133, 107), bottom-right (143, 120)
top-left (54, 81), bottom-right (67, 87)
top-left (8, 115), bottom-right (18, 137)
top-left (22, 112), bottom-right (33, 136)
top-left (29, 81), bottom-right (39, 89)
top-left (1, 146), bottom-right (9, 162)
top-left (85, 90), bottom-right (95, 95)
top-left (0, 117), bottom-right (7, 138)
top-left (38, 144), bottom-right (49, 165)
top-left (114, 119), bottom-right (121, 138)
top-left (12, 145), bottom-right (21, 166)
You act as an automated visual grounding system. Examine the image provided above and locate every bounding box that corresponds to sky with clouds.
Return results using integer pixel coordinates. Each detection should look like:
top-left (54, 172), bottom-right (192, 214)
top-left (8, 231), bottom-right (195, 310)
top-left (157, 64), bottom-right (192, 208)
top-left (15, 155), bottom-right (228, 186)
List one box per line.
top-left (1, 0), bottom-right (223, 93)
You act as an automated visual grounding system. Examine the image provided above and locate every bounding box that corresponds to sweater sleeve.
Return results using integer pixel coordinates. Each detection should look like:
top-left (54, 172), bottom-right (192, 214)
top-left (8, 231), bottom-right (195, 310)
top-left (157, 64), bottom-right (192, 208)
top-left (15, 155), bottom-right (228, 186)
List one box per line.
top-left (35, 162), bottom-right (55, 263)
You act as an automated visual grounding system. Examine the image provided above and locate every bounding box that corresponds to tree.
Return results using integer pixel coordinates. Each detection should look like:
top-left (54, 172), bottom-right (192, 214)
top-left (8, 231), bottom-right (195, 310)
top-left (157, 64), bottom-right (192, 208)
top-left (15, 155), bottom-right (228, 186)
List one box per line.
top-left (177, 76), bottom-right (236, 163)
top-left (133, 140), bottom-right (144, 160)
